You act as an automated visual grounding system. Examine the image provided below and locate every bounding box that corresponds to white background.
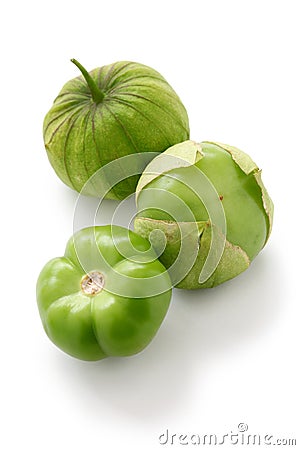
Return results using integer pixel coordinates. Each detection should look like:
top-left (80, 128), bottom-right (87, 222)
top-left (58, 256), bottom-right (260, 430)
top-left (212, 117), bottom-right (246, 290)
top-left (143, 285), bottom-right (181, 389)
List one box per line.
top-left (1, 1), bottom-right (299, 449)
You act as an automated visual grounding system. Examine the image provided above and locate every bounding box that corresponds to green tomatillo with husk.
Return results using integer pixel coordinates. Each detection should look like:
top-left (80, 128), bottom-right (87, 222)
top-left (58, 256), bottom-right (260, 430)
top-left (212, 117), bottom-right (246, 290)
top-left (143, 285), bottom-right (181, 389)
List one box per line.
top-left (134, 140), bottom-right (273, 289)
top-left (43, 59), bottom-right (189, 199)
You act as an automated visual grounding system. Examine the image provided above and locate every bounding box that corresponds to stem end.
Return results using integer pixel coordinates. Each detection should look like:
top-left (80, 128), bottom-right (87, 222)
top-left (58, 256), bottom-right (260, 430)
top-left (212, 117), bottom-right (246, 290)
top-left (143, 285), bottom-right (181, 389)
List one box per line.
top-left (70, 58), bottom-right (105, 104)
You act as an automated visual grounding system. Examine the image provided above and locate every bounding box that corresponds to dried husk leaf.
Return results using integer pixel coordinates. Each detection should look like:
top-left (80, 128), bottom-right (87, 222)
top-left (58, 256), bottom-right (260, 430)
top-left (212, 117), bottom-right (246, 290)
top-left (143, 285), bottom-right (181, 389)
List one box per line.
top-left (254, 170), bottom-right (274, 241)
top-left (208, 141), bottom-right (258, 174)
top-left (135, 140), bottom-right (203, 200)
top-left (134, 217), bottom-right (250, 289)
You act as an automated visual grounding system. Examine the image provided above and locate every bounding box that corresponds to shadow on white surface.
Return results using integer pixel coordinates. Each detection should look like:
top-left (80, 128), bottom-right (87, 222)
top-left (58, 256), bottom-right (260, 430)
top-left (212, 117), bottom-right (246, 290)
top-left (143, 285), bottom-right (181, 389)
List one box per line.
top-left (49, 243), bottom-right (283, 424)
top-left (60, 185), bottom-right (138, 232)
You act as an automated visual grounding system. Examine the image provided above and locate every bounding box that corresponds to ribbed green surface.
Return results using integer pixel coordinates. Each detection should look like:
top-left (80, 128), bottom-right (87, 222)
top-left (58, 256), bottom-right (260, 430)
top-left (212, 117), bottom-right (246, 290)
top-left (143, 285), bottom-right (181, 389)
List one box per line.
top-left (43, 61), bottom-right (189, 199)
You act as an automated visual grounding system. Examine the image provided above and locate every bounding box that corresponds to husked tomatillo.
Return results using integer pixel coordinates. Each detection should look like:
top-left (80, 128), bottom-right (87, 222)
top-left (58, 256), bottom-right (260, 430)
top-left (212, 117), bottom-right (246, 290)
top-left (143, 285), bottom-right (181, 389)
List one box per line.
top-left (36, 226), bottom-right (171, 360)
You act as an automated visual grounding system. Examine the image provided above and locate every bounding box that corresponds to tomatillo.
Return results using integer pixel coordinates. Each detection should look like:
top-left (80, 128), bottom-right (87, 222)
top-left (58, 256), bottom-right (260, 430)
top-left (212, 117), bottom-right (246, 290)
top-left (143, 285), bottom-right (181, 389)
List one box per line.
top-left (134, 140), bottom-right (273, 289)
top-left (43, 59), bottom-right (189, 199)
top-left (36, 226), bottom-right (172, 360)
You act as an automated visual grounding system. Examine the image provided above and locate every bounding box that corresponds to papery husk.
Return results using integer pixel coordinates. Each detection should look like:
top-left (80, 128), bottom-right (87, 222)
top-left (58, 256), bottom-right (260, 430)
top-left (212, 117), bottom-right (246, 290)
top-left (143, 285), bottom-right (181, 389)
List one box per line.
top-left (134, 217), bottom-right (250, 289)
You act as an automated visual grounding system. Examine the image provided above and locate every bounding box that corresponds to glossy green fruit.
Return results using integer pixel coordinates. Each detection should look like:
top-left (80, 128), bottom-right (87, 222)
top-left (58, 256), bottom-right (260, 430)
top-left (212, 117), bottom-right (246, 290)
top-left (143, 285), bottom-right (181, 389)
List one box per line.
top-left (36, 226), bottom-right (172, 360)
top-left (43, 59), bottom-right (189, 199)
top-left (134, 141), bottom-right (273, 289)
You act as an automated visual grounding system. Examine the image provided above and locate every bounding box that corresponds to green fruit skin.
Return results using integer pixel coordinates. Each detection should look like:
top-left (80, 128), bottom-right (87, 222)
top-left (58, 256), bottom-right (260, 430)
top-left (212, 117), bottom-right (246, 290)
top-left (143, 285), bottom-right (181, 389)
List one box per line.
top-left (135, 141), bottom-right (273, 289)
top-left (43, 61), bottom-right (189, 199)
top-left (36, 226), bottom-right (171, 361)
